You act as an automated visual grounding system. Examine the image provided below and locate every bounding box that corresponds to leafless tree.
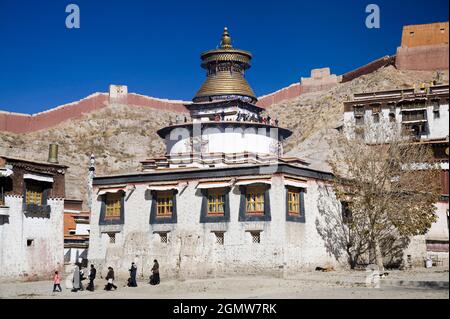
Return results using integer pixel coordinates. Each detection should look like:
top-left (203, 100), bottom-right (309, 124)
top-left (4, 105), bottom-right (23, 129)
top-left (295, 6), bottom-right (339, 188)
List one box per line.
top-left (328, 122), bottom-right (442, 270)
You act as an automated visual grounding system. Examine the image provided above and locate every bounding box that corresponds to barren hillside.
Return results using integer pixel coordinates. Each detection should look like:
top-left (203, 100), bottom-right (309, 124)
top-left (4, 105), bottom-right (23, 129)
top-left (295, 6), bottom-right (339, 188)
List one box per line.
top-left (265, 66), bottom-right (448, 170)
top-left (0, 65), bottom-right (448, 206)
top-left (0, 104), bottom-right (183, 203)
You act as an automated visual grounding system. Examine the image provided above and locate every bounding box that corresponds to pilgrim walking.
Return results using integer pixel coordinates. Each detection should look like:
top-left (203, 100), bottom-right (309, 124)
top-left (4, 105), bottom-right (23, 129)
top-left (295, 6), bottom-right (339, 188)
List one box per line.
top-left (87, 264), bottom-right (96, 291)
top-left (104, 267), bottom-right (117, 291)
top-left (127, 262), bottom-right (138, 287)
top-left (71, 264), bottom-right (81, 292)
top-left (150, 259), bottom-right (160, 285)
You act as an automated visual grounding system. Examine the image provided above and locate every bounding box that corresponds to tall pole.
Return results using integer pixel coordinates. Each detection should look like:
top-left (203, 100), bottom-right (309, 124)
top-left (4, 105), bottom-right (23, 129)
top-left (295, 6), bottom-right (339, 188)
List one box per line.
top-left (87, 154), bottom-right (96, 211)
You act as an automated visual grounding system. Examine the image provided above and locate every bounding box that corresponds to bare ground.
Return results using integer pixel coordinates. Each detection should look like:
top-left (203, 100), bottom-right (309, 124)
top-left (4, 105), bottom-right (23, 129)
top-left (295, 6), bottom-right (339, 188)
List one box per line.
top-left (0, 268), bottom-right (448, 299)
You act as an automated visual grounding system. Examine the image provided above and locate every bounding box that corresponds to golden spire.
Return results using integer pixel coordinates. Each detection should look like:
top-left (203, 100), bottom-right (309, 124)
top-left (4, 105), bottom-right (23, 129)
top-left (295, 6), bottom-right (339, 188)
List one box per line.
top-left (193, 27), bottom-right (256, 103)
top-left (220, 27), bottom-right (232, 48)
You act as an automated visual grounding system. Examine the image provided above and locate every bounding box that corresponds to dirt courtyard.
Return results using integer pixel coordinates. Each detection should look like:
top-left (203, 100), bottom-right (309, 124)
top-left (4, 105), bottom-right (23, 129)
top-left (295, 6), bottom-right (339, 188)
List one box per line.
top-left (0, 268), bottom-right (448, 299)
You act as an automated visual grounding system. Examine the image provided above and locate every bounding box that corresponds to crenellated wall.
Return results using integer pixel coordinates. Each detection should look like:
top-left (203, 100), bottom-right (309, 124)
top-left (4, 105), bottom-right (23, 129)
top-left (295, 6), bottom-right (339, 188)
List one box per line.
top-left (257, 83), bottom-right (303, 108)
top-left (0, 92), bottom-right (188, 134)
top-left (396, 44), bottom-right (449, 71)
top-left (0, 93), bottom-right (109, 134)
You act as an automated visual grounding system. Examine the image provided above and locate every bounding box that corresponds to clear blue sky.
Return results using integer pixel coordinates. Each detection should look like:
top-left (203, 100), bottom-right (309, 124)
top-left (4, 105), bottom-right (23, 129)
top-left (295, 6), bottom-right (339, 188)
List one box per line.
top-left (0, 0), bottom-right (448, 114)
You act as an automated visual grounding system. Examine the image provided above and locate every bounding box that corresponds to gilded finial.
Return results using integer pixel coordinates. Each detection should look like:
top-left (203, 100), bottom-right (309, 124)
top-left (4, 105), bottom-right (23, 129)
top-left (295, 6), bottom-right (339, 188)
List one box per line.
top-left (220, 27), bottom-right (232, 48)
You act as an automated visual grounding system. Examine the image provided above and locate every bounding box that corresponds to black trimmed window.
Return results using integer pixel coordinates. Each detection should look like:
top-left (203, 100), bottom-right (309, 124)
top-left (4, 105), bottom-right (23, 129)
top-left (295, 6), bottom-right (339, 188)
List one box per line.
top-left (105, 193), bottom-right (122, 220)
top-left (23, 180), bottom-right (52, 217)
top-left (238, 184), bottom-right (271, 222)
top-left (207, 190), bottom-right (225, 216)
top-left (341, 201), bottom-right (353, 224)
top-left (285, 186), bottom-right (305, 223)
top-left (355, 116), bottom-right (364, 126)
top-left (156, 191), bottom-right (174, 218)
top-left (26, 183), bottom-right (43, 205)
top-left (213, 231), bottom-right (225, 245)
top-left (389, 113), bottom-right (396, 122)
top-left (107, 232), bottom-right (116, 244)
top-left (0, 176), bottom-right (12, 207)
top-left (200, 188), bottom-right (230, 223)
top-left (245, 186), bottom-right (265, 215)
top-left (249, 231), bottom-right (261, 244)
top-left (150, 190), bottom-right (177, 224)
top-left (99, 192), bottom-right (125, 225)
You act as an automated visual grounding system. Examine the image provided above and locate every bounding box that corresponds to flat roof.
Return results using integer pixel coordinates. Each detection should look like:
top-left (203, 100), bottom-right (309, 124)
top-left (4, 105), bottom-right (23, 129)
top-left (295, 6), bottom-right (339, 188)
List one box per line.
top-left (0, 156), bottom-right (69, 169)
top-left (93, 162), bottom-right (333, 186)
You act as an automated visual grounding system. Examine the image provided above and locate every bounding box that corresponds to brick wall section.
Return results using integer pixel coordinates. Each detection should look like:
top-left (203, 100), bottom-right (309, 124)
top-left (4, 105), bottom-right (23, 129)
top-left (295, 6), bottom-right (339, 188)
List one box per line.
top-left (401, 22), bottom-right (449, 48)
top-left (396, 44), bottom-right (449, 71)
top-left (126, 93), bottom-right (188, 113)
top-left (256, 83), bottom-right (303, 108)
top-left (0, 93), bottom-right (188, 134)
top-left (0, 93), bottom-right (109, 134)
top-left (341, 56), bottom-right (395, 83)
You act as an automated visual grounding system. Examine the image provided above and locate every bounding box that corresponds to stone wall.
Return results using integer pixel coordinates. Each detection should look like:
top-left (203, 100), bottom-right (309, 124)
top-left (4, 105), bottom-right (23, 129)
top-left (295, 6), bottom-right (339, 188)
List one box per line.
top-left (300, 68), bottom-right (341, 93)
top-left (256, 83), bottom-right (303, 108)
top-left (396, 44), bottom-right (449, 71)
top-left (341, 56), bottom-right (395, 83)
top-left (401, 22), bottom-right (449, 48)
top-left (0, 89), bottom-right (188, 134)
top-left (0, 197), bottom-right (65, 281)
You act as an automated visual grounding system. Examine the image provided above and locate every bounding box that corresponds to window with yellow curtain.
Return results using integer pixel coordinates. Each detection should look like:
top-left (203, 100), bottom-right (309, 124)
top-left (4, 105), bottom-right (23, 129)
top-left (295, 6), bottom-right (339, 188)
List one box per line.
top-left (156, 191), bottom-right (173, 218)
top-left (288, 189), bottom-right (301, 215)
top-left (245, 186), bottom-right (265, 214)
top-left (26, 183), bottom-right (43, 206)
top-left (105, 193), bottom-right (122, 219)
top-left (207, 189), bottom-right (225, 216)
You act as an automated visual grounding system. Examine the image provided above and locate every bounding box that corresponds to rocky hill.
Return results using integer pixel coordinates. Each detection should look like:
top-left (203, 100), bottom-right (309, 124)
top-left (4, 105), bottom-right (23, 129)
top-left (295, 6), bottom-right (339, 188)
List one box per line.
top-left (0, 65), bottom-right (448, 206)
top-left (0, 104), bottom-right (182, 202)
top-left (265, 66), bottom-right (448, 170)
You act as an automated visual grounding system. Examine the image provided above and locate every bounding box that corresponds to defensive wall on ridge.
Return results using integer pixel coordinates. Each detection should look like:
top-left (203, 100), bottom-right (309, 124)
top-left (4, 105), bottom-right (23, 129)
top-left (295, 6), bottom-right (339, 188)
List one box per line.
top-left (1, 22), bottom-right (448, 134)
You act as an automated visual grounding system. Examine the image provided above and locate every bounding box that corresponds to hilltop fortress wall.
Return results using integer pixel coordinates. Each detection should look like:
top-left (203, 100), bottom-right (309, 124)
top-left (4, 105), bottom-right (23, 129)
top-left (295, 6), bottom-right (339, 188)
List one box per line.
top-left (1, 22), bottom-right (448, 134)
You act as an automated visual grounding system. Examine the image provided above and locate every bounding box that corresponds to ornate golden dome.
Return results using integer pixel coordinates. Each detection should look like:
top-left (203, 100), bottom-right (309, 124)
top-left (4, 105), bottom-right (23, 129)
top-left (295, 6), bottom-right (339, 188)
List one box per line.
top-left (193, 27), bottom-right (257, 103)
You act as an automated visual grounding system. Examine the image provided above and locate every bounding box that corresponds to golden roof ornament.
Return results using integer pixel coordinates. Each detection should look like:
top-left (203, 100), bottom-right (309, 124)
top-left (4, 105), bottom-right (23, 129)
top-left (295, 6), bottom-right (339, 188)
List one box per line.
top-left (193, 27), bottom-right (257, 103)
top-left (220, 27), bottom-right (232, 48)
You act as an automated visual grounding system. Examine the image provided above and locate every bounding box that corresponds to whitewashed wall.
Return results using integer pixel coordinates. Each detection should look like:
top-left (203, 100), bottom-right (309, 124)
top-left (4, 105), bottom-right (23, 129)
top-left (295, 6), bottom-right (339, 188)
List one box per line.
top-left (166, 126), bottom-right (280, 156)
top-left (88, 176), bottom-right (347, 281)
top-left (0, 196), bottom-right (64, 280)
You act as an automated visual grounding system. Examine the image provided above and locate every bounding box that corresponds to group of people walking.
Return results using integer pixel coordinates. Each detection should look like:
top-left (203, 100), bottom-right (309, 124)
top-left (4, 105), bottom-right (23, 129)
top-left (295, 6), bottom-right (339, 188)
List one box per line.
top-left (53, 260), bottom-right (160, 293)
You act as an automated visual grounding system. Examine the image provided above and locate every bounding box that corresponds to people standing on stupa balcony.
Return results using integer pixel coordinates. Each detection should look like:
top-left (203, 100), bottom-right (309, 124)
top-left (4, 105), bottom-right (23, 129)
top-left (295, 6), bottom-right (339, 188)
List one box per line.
top-left (87, 264), bottom-right (96, 291)
top-left (275, 118), bottom-right (279, 126)
top-left (267, 116), bottom-right (272, 125)
top-left (127, 262), bottom-right (138, 287)
top-left (150, 259), bottom-right (160, 285)
top-left (214, 114), bottom-right (220, 121)
top-left (104, 267), bottom-right (117, 291)
top-left (184, 116), bottom-right (187, 123)
top-left (220, 111), bottom-right (225, 120)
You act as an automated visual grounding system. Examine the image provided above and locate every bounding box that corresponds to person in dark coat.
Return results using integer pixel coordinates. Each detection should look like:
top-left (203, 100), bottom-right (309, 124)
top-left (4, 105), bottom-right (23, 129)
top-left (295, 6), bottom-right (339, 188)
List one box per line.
top-left (150, 259), bottom-right (160, 285)
top-left (104, 267), bottom-right (117, 291)
top-left (127, 262), bottom-right (138, 287)
top-left (86, 264), bottom-right (96, 291)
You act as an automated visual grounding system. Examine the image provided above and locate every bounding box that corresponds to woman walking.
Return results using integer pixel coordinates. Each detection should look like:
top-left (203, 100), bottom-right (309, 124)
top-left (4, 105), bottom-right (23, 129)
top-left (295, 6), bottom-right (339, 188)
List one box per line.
top-left (150, 259), bottom-right (160, 285)
top-left (127, 262), bottom-right (138, 287)
top-left (104, 267), bottom-right (117, 291)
